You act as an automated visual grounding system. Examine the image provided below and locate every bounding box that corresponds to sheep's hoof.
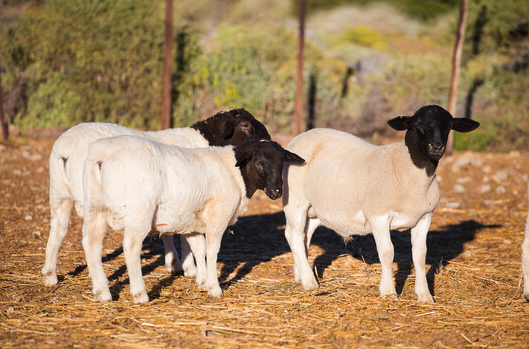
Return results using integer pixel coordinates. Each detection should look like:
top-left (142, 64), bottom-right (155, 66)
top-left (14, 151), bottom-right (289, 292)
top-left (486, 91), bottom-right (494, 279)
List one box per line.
top-left (166, 262), bottom-right (183, 274)
top-left (381, 293), bottom-right (398, 300)
top-left (132, 292), bottom-right (149, 303)
top-left (93, 289), bottom-right (112, 302)
top-left (417, 293), bottom-right (435, 303)
top-left (302, 279), bottom-right (319, 291)
top-left (42, 271), bottom-right (58, 286)
top-left (207, 286), bottom-right (223, 298)
top-left (183, 265), bottom-right (197, 278)
top-left (195, 275), bottom-right (207, 288)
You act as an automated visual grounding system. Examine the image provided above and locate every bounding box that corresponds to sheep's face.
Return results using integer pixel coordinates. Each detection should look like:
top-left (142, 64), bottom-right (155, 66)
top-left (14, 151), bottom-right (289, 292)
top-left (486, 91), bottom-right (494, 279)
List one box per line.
top-left (192, 108), bottom-right (271, 147)
top-left (235, 140), bottom-right (304, 199)
top-left (388, 105), bottom-right (480, 162)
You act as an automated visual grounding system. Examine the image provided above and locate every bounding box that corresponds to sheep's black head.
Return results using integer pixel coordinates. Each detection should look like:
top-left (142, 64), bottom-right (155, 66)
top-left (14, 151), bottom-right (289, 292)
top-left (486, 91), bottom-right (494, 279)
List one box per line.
top-left (234, 140), bottom-right (305, 200)
top-left (191, 108), bottom-right (271, 146)
top-left (387, 105), bottom-right (480, 162)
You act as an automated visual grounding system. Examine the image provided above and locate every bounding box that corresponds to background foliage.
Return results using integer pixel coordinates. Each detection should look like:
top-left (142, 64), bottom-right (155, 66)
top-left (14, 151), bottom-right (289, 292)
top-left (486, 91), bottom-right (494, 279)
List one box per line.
top-left (1, 0), bottom-right (528, 150)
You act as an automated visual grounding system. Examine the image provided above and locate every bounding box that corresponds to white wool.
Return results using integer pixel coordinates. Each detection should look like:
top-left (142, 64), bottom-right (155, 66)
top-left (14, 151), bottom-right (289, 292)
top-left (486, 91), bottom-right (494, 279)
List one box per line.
top-left (82, 135), bottom-right (249, 302)
top-left (43, 123), bottom-right (207, 287)
top-left (283, 128), bottom-right (440, 303)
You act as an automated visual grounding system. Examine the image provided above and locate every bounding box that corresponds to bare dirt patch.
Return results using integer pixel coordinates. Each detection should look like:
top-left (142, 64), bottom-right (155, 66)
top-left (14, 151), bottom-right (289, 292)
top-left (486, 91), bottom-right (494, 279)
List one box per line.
top-left (1, 139), bottom-right (528, 348)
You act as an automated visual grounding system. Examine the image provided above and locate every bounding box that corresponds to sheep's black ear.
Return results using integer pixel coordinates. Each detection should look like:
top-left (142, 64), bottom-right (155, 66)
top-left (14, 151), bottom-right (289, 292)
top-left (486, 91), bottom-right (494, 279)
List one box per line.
top-left (235, 151), bottom-right (252, 168)
top-left (223, 121), bottom-right (235, 140)
top-left (387, 116), bottom-right (413, 131)
top-left (284, 150), bottom-right (305, 164)
top-left (451, 118), bottom-right (480, 133)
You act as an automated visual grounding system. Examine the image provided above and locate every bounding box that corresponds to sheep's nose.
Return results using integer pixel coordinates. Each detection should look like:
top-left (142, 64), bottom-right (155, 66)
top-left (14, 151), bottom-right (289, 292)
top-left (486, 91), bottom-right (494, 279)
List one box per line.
top-left (431, 143), bottom-right (444, 151)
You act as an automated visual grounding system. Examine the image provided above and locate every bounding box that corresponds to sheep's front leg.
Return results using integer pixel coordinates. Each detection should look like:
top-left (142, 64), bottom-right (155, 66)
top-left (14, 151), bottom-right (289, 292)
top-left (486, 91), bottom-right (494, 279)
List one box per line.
top-left (370, 215), bottom-right (397, 299)
top-left (284, 206), bottom-right (318, 290)
top-left (411, 214), bottom-right (434, 303)
top-left (161, 235), bottom-right (183, 274)
top-left (180, 235), bottom-right (197, 278)
top-left (82, 211), bottom-right (111, 301)
top-left (204, 228), bottom-right (225, 297)
top-left (123, 227), bottom-right (150, 303)
top-left (522, 219), bottom-right (529, 301)
top-left (42, 198), bottom-right (74, 286)
top-left (185, 234), bottom-right (206, 288)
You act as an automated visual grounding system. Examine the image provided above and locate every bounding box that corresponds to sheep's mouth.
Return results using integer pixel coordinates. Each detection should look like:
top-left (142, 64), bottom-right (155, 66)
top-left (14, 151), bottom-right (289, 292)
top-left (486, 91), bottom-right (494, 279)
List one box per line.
top-left (428, 150), bottom-right (445, 160)
top-left (265, 188), bottom-right (282, 200)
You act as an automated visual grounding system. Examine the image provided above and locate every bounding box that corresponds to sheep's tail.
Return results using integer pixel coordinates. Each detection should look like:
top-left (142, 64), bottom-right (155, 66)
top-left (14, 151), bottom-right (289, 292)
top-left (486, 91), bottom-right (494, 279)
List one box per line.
top-left (49, 143), bottom-right (73, 197)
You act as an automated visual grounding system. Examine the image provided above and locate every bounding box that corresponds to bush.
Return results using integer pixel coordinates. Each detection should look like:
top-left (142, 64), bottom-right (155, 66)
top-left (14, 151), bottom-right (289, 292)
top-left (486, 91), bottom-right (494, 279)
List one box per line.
top-left (3, 0), bottom-right (165, 130)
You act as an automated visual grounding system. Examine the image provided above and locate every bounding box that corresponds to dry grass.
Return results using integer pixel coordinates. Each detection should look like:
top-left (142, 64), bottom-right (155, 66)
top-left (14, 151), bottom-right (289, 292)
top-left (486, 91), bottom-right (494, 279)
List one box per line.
top-left (1, 139), bottom-right (528, 348)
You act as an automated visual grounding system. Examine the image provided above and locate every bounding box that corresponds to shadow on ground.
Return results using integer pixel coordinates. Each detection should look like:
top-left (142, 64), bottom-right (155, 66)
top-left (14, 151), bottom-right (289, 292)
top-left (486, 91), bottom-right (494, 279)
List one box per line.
top-left (219, 212), bottom-right (499, 296)
top-left (63, 212), bottom-right (497, 299)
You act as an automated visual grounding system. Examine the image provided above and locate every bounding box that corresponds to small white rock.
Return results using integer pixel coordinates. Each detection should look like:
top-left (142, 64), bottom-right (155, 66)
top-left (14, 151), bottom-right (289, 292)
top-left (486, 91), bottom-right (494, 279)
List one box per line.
top-left (496, 186), bottom-right (506, 194)
top-left (457, 177), bottom-right (471, 184)
top-left (480, 184), bottom-right (491, 193)
top-left (33, 231), bottom-right (41, 238)
top-left (445, 202), bottom-right (460, 208)
top-left (24, 215), bottom-right (33, 221)
top-left (453, 184), bottom-right (466, 193)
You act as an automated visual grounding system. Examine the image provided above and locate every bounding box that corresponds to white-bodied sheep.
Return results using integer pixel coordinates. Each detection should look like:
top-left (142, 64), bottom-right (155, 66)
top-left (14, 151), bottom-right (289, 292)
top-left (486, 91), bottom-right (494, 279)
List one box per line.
top-left (82, 136), bottom-right (304, 302)
top-left (522, 182), bottom-right (529, 301)
top-left (283, 105), bottom-right (479, 303)
top-left (42, 109), bottom-right (270, 286)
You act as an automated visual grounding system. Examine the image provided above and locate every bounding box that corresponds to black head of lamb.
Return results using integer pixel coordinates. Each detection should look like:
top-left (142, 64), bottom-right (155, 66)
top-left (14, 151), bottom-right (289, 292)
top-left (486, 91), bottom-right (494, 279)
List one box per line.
top-left (387, 105), bottom-right (480, 163)
top-left (234, 140), bottom-right (305, 200)
top-left (191, 108), bottom-right (271, 146)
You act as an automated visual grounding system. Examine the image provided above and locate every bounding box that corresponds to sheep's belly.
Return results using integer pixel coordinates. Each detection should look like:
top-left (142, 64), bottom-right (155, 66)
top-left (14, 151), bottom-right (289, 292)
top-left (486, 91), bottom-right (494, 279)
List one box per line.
top-left (154, 205), bottom-right (206, 235)
top-left (319, 211), bottom-right (420, 237)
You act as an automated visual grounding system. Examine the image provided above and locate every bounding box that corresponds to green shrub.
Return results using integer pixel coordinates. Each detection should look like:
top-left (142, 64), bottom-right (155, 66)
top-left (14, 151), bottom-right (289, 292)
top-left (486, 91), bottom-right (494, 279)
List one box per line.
top-left (3, 0), bottom-right (165, 130)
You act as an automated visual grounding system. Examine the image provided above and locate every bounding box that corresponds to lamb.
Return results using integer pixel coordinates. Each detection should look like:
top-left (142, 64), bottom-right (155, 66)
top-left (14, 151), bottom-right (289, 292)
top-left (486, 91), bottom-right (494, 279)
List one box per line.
top-left (42, 109), bottom-right (270, 286)
top-left (82, 136), bottom-right (304, 302)
top-left (282, 105), bottom-right (479, 303)
top-left (522, 182), bottom-right (529, 301)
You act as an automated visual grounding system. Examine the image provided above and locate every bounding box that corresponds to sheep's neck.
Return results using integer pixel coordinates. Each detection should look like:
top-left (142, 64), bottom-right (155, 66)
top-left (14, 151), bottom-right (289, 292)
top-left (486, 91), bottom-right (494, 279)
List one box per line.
top-left (404, 131), bottom-right (438, 178)
top-left (238, 165), bottom-right (258, 199)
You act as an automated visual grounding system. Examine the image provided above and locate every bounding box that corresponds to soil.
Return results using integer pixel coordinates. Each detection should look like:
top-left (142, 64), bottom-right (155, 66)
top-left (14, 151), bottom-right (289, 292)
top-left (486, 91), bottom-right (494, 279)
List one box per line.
top-left (1, 138), bottom-right (528, 348)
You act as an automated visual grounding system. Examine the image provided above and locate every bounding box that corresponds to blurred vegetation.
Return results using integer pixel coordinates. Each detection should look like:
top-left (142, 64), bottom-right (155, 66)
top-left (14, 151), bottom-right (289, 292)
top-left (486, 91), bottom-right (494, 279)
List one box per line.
top-left (0, 0), bottom-right (528, 151)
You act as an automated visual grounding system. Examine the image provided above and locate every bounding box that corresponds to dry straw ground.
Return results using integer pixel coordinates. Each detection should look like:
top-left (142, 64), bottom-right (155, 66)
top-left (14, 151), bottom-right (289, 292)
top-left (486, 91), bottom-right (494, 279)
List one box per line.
top-left (1, 138), bottom-right (528, 348)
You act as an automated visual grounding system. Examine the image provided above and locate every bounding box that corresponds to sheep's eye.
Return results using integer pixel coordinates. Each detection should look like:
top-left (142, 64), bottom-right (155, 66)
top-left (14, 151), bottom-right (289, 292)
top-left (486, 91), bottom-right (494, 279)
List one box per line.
top-left (240, 122), bottom-right (251, 129)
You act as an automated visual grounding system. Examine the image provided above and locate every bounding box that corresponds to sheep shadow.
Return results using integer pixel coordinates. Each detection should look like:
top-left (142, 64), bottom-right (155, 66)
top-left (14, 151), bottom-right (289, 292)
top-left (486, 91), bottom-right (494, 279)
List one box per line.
top-left (65, 239), bottom-right (178, 301)
top-left (218, 212), bottom-right (497, 297)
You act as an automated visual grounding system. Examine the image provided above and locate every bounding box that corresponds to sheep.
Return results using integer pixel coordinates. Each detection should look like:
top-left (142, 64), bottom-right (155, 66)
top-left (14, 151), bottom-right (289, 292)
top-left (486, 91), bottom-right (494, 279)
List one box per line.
top-left (81, 136), bottom-right (304, 302)
top-left (523, 182), bottom-right (529, 301)
top-left (42, 109), bottom-right (270, 286)
top-left (282, 105), bottom-right (479, 303)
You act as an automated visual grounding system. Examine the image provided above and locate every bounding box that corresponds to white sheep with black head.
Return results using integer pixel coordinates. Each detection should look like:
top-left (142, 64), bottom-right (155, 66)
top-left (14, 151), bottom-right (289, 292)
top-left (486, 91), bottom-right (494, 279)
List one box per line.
top-left (282, 105), bottom-right (479, 302)
top-left (42, 109), bottom-right (270, 286)
top-left (82, 136), bottom-right (304, 302)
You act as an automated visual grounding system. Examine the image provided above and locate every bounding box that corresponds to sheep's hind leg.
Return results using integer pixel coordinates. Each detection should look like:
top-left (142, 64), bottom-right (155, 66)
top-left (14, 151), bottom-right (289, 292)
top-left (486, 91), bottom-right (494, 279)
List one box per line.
top-left (185, 234), bottom-right (206, 288)
top-left (370, 215), bottom-right (397, 299)
top-left (82, 211), bottom-right (111, 302)
top-left (180, 235), bottom-right (197, 278)
top-left (123, 227), bottom-right (150, 303)
top-left (42, 198), bottom-right (74, 286)
top-left (162, 235), bottom-right (183, 274)
top-left (411, 214), bottom-right (434, 303)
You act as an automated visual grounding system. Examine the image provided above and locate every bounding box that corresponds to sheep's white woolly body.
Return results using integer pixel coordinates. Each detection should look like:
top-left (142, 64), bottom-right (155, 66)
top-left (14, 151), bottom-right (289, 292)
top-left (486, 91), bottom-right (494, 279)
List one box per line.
top-left (43, 123), bottom-right (208, 286)
top-left (83, 136), bottom-right (249, 302)
top-left (295, 129), bottom-right (439, 236)
top-left (284, 128), bottom-right (439, 303)
top-left (52, 123), bottom-right (208, 215)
